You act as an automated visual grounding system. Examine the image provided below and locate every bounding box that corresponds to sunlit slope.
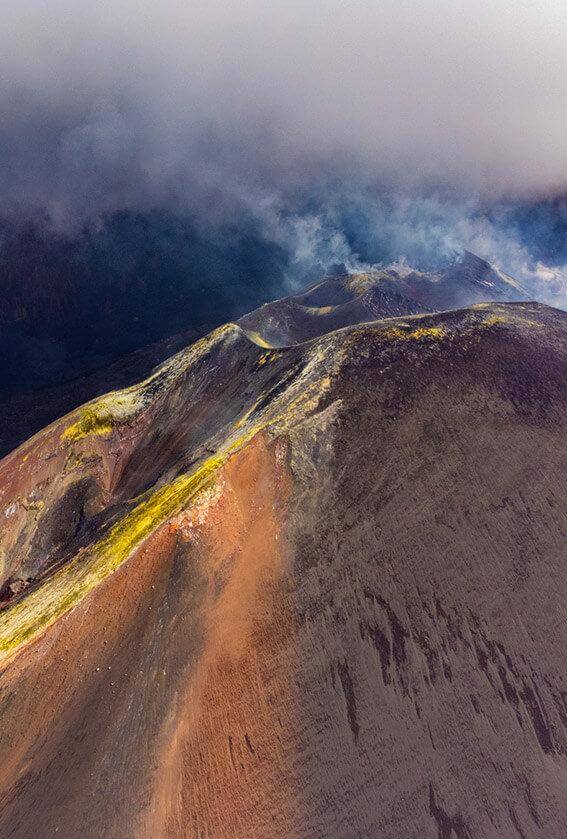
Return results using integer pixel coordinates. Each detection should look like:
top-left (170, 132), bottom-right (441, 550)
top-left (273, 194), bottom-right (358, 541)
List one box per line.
top-left (0, 301), bottom-right (565, 838)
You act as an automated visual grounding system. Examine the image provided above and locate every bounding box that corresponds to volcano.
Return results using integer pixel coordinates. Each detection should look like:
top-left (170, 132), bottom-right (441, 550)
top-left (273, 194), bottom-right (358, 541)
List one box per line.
top-left (0, 259), bottom-right (565, 838)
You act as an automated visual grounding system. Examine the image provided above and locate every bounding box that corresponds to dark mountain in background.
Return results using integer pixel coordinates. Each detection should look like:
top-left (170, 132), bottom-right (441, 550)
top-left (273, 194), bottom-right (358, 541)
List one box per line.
top-left (0, 212), bottom-right (287, 456)
top-left (0, 212), bottom-right (288, 392)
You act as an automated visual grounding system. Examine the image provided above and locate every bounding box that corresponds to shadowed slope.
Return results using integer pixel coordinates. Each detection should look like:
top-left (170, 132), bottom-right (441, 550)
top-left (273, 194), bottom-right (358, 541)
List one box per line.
top-left (0, 301), bottom-right (565, 838)
top-left (0, 327), bottom-right (203, 460)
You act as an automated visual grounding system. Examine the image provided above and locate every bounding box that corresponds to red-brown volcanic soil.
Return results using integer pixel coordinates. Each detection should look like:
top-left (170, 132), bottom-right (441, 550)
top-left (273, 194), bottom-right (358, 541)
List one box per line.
top-left (0, 293), bottom-right (565, 837)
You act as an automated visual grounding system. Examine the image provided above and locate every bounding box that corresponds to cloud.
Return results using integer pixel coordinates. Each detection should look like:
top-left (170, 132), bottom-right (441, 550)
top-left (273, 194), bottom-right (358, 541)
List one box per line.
top-left (0, 0), bottom-right (566, 307)
top-left (254, 188), bottom-right (567, 306)
top-left (3, 0), bottom-right (567, 212)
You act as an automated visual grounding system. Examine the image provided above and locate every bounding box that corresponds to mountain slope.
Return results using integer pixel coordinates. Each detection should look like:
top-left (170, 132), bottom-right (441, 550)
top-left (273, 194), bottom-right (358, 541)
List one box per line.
top-left (0, 299), bottom-right (565, 838)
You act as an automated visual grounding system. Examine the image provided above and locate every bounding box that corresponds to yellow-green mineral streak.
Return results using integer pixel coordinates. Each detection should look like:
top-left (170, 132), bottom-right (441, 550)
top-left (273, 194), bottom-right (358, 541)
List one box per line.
top-left (0, 324), bottom-right (332, 663)
top-left (383, 325), bottom-right (446, 341)
top-left (61, 323), bottom-right (243, 443)
top-left (0, 449), bottom-right (227, 660)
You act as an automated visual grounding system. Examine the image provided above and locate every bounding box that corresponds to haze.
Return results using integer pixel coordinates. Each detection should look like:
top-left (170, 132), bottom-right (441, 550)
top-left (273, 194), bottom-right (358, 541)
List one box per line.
top-left (1, 0), bottom-right (566, 304)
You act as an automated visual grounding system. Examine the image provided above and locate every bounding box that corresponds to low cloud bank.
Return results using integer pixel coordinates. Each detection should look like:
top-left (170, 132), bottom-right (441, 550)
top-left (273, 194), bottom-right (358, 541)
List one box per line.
top-left (0, 0), bottom-right (566, 307)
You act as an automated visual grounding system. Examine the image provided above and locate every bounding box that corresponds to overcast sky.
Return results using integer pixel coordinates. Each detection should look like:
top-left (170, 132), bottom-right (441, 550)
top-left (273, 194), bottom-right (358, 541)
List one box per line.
top-left (2, 0), bottom-right (567, 217)
top-left (1, 1), bottom-right (566, 304)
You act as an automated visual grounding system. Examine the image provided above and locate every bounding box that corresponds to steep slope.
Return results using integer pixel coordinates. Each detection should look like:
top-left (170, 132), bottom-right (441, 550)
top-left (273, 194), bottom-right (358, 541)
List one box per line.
top-left (0, 301), bottom-right (565, 838)
top-left (394, 249), bottom-right (527, 309)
